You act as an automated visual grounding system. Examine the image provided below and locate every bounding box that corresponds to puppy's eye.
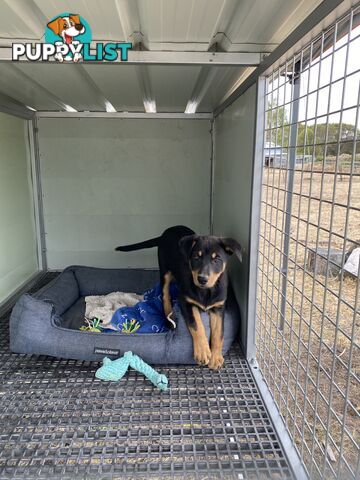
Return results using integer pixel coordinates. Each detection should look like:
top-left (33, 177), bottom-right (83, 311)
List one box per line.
top-left (70, 21), bottom-right (75, 26)
top-left (212, 255), bottom-right (221, 262)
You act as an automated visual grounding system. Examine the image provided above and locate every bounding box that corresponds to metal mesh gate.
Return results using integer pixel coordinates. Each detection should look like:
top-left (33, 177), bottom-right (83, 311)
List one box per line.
top-left (256, 4), bottom-right (360, 479)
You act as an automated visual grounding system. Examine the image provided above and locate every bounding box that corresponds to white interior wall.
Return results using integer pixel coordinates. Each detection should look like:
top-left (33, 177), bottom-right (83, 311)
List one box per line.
top-left (0, 112), bottom-right (38, 304)
top-left (213, 84), bottom-right (257, 354)
top-left (37, 117), bottom-right (212, 269)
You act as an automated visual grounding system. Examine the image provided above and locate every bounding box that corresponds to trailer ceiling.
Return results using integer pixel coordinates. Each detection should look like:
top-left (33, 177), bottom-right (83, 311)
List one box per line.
top-left (0, 0), bottom-right (323, 113)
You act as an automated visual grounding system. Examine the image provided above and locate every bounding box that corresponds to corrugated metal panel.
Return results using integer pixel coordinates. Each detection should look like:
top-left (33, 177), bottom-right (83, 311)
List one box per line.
top-left (199, 66), bottom-right (250, 112)
top-left (84, 65), bottom-right (144, 112)
top-left (0, 0), bottom-right (323, 112)
top-left (135, 0), bottom-right (228, 49)
top-left (147, 65), bottom-right (201, 112)
top-left (0, 64), bottom-right (63, 111)
top-left (14, 63), bottom-right (106, 111)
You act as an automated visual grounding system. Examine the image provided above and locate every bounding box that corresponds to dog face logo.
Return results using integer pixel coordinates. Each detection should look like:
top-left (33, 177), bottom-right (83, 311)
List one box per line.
top-left (47, 15), bottom-right (85, 45)
top-left (45, 12), bottom-right (91, 62)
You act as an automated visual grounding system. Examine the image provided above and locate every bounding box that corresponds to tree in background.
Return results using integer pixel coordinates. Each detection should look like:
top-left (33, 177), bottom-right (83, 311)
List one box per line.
top-left (266, 99), bottom-right (358, 162)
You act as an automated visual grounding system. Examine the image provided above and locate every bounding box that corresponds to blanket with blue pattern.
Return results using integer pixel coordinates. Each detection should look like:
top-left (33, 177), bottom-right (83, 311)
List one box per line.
top-left (101, 282), bottom-right (178, 334)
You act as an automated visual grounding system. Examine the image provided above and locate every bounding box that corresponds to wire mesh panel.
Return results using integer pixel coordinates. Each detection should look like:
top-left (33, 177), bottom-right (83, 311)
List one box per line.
top-left (256, 5), bottom-right (360, 480)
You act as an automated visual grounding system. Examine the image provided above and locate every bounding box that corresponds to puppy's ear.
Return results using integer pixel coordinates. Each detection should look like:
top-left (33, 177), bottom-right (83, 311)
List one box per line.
top-left (179, 234), bottom-right (197, 258)
top-left (47, 17), bottom-right (62, 36)
top-left (69, 14), bottom-right (81, 24)
top-left (218, 238), bottom-right (243, 261)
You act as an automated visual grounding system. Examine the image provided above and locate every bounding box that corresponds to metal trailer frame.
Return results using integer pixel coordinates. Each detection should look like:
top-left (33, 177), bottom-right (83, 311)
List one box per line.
top-left (0, 99), bottom-right (302, 480)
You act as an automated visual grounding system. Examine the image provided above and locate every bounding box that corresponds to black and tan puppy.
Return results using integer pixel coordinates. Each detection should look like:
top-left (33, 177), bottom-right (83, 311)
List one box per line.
top-left (115, 225), bottom-right (242, 370)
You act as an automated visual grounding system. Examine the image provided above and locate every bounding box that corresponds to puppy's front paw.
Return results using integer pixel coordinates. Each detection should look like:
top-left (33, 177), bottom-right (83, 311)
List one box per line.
top-left (208, 353), bottom-right (224, 370)
top-left (194, 341), bottom-right (211, 366)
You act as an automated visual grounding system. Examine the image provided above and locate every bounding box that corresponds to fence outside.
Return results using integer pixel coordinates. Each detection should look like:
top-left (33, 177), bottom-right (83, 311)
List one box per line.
top-left (255, 4), bottom-right (360, 479)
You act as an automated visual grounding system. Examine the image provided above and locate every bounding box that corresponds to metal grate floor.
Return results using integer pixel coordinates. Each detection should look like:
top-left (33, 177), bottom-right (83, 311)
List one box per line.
top-left (0, 274), bottom-right (293, 479)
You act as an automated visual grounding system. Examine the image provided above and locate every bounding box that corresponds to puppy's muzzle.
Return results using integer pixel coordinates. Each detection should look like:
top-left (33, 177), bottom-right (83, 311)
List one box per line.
top-left (197, 275), bottom-right (208, 286)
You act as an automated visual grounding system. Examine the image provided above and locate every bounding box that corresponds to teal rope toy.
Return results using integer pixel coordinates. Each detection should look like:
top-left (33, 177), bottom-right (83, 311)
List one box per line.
top-left (95, 351), bottom-right (168, 391)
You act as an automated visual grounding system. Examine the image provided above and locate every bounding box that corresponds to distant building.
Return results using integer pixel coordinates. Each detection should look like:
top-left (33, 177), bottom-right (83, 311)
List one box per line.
top-left (264, 143), bottom-right (286, 167)
top-left (264, 142), bottom-right (311, 167)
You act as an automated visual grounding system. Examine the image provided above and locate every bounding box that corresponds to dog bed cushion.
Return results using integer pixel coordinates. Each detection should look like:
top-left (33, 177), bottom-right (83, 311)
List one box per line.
top-left (10, 266), bottom-right (240, 363)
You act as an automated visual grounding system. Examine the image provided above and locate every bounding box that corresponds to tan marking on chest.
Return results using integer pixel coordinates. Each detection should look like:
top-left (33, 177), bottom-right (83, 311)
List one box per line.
top-left (185, 296), bottom-right (225, 312)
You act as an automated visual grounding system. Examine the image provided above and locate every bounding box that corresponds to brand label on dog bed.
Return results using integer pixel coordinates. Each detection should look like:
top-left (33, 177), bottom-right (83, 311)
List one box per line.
top-left (94, 347), bottom-right (120, 356)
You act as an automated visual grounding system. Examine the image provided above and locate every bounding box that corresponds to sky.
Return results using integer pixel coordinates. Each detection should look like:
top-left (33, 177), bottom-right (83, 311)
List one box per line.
top-left (268, 24), bottom-right (360, 128)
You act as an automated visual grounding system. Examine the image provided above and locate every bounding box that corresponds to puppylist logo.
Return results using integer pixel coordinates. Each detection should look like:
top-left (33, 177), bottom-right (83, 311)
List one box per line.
top-left (12, 13), bottom-right (132, 62)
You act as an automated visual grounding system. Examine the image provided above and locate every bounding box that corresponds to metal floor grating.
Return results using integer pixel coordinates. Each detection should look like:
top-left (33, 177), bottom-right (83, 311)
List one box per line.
top-left (0, 274), bottom-right (294, 479)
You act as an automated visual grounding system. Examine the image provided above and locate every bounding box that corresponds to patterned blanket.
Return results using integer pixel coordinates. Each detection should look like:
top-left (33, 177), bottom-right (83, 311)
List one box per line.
top-left (84, 283), bottom-right (178, 333)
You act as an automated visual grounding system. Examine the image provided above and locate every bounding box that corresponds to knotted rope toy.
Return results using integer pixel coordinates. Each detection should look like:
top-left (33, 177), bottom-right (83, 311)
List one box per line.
top-left (95, 351), bottom-right (168, 391)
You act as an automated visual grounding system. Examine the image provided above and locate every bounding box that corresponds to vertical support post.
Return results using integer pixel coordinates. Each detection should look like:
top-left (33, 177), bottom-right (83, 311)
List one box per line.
top-left (246, 77), bottom-right (266, 361)
top-left (248, 77), bottom-right (309, 479)
top-left (279, 64), bottom-right (301, 330)
top-left (27, 116), bottom-right (47, 271)
top-left (209, 117), bottom-right (215, 235)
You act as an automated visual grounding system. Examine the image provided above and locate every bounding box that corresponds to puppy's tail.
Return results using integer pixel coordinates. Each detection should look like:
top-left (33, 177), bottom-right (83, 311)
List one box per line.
top-left (115, 236), bottom-right (161, 252)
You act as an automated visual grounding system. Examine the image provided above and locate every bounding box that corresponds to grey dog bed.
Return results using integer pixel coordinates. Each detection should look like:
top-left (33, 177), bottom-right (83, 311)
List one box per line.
top-left (10, 266), bottom-right (240, 363)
